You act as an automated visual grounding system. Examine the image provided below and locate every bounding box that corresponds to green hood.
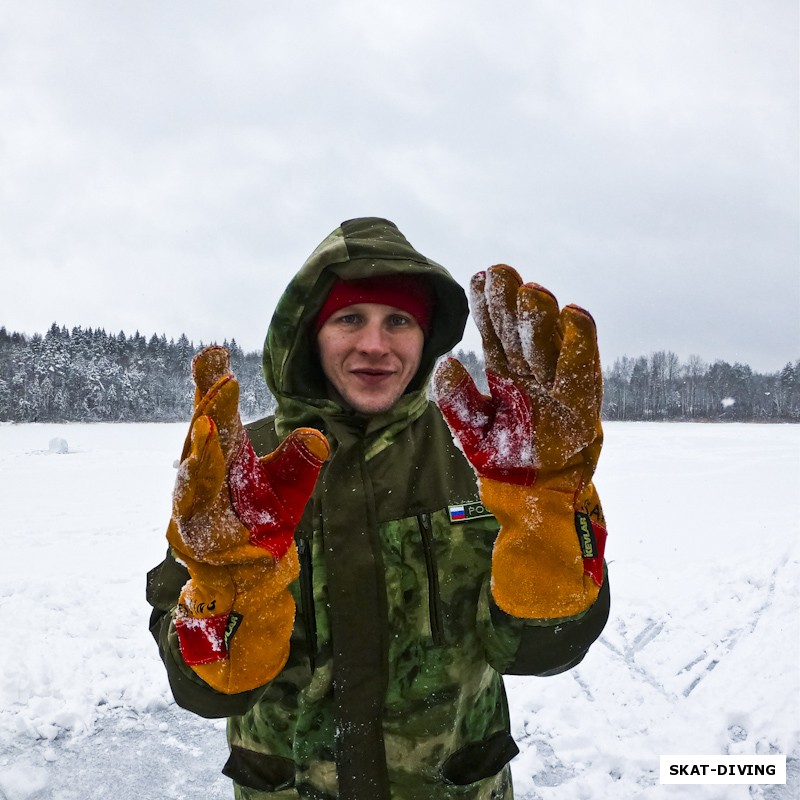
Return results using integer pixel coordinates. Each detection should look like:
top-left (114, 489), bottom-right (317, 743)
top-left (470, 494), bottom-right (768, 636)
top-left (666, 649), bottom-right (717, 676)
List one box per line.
top-left (262, 217), bottom-right (469, 441)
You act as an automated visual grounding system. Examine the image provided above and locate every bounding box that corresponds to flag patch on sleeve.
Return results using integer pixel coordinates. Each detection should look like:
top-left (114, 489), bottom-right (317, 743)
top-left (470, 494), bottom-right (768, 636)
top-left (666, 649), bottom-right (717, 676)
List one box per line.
top-left (448, 501), bottom-right (494, 523)
top-left (449, 505), bottom-right (466, 522)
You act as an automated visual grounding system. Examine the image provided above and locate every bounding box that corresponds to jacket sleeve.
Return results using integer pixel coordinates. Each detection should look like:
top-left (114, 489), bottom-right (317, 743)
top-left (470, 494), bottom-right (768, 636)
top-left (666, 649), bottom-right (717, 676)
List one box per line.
top-left (477, 564), bottom-right (610, 676)
top-left (146, 548), bottom-right (269, 718)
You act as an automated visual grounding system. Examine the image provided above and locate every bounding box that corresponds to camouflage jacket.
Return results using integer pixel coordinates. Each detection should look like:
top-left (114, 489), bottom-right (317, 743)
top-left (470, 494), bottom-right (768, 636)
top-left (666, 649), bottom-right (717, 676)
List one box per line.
top-left (147, 218), bottom-right (610, 799)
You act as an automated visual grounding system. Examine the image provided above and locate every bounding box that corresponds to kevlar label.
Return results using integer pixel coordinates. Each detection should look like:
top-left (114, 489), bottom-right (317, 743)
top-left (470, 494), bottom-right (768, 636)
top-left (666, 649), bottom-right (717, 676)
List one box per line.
top-left (574, 512), bottom-right (598, 558)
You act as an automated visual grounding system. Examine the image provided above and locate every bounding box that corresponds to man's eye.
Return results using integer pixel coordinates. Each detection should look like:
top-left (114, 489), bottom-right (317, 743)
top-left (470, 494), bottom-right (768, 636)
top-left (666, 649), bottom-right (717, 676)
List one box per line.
top-left (338, 314), bottom-right (360, 324)
top-left (389, 315), bottom-right (410, 326)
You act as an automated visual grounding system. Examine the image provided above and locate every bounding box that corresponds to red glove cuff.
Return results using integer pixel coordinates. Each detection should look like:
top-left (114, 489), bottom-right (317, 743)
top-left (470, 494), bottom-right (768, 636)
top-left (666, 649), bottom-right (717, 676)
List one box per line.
top-left (175, 613), bottom-right (230, 666)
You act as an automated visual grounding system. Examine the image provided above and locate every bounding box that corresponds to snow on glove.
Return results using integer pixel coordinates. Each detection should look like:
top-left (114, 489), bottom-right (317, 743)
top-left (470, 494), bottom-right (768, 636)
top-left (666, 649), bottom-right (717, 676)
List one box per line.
top-left (433, 265), bottom-right (607, 619)
top-left (166, 345), bottom-right (329, 693)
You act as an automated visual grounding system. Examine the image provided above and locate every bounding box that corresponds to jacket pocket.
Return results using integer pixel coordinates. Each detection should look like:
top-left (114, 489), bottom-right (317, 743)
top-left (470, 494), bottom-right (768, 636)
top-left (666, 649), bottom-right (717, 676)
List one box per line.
top-left (440, 731), bottom-right (520, 786)
top-left (222, 745), bottom-right (295, 792)
top-left (297, 533), bottom-right (318, 672)
top-left (417, 512), bottom-right (444, 646)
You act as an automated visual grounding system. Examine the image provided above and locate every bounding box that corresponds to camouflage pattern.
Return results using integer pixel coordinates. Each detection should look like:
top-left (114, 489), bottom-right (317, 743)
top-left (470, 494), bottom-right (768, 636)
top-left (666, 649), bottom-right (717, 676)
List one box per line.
top-left (231, 408), bottom-right (516, 799)
top-left (147, 219), bottom-right (609, 799)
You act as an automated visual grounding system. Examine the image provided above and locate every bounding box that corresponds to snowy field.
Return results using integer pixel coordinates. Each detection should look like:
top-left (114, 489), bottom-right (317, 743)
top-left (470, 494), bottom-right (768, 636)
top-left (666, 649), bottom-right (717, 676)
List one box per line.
top-left (0, 421), bottom-right (797, 800)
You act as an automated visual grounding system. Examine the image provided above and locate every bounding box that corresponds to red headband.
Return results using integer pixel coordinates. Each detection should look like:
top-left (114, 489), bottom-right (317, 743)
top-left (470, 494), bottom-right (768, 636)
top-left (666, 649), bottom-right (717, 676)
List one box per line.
top-left (314, 275), bottom-right (434, 334)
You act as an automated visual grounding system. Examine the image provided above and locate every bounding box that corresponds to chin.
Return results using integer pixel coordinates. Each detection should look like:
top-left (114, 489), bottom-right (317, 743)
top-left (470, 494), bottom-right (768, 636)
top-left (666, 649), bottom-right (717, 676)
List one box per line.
top-left (349, 393), bottom-right (401, 416)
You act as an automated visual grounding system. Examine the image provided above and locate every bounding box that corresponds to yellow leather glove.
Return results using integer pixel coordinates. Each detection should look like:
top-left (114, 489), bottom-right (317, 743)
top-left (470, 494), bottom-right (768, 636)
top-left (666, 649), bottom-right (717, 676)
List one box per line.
top-left (166, 346), bottom-right (329, 693)
top-left (434, 265), bottom-right (607, 619)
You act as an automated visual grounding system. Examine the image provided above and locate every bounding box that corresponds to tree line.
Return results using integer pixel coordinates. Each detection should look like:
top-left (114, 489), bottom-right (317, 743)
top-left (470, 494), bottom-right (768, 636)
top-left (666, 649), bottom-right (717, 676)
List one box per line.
top-left (0, 324), bottom-right (273, 423)
top-left (0, 324), bottom-right (797, 422)
top-left (602, 352), bottom-right (800, 421)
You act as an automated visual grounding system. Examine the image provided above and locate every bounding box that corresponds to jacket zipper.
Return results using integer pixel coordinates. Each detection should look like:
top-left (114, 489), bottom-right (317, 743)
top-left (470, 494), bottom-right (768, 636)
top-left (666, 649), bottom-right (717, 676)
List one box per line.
top-left (417, 512), bottom-right (444, 646)
top-left (297, 533), bottom-right (317, 673)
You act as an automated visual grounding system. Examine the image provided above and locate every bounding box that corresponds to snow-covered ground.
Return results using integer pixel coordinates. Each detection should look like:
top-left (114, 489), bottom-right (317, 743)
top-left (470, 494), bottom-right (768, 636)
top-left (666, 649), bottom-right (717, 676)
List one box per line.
top-left (0, 421), bottom-right (797, 799)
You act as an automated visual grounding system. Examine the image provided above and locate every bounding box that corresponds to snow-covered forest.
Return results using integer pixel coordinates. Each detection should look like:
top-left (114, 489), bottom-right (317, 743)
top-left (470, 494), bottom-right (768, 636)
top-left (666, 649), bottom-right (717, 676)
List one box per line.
top-left (1, 324), bottom-right (798, 423)
top-left (0, 325), bottom-right (274, 423)
top-left (601, 352), bottom-right (800, 421)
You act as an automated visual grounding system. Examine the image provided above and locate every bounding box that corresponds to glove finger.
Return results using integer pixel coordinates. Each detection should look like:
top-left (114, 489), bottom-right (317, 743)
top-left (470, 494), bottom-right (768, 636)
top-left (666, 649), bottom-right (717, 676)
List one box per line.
top-left (180, 375), bottom-right (242, 463)
top-left (192, 345), bottom-right (232, 401)
top-left (470, 271), bottom-right (509, 377)
top-left (174, 415), bottom-right (226, 521)
top-left (484, 265), bottom-right (529, 376)
top-left (552, 304), bottom-right (602, 427)
top-left (517, 282), bottom-right (561, 387)
top-left (433, 356), bottom-right (494, 459)
top-left (432, 354), bottom-right (471, 399)
top-left (196, 376), bottom-right (244, 457)
top-left (190, 346), bottom-right (243, 453)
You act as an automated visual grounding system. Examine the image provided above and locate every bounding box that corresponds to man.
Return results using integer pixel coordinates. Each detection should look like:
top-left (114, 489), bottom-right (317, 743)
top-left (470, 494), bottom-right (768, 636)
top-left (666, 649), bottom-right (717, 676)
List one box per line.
top-left (147, 217), bottom-right (610, 799)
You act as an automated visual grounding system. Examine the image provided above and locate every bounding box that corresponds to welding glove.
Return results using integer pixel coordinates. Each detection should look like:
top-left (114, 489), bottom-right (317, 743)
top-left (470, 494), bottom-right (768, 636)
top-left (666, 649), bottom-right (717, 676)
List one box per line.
top-left (434, 265), bottom-right (607, 619)
top-left (166, 346), bottom-right (329, 693)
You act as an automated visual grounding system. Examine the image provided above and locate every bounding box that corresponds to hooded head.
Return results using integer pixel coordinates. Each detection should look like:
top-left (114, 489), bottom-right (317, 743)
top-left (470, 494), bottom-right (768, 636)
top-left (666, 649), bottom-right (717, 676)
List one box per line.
top-left (263, 217), bottom-right (468, 436)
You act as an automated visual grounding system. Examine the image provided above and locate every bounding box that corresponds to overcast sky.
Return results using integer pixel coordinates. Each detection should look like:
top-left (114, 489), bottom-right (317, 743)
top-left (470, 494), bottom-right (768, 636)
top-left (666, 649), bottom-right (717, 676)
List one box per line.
top-left (1, 0), bottom-right (797, 372)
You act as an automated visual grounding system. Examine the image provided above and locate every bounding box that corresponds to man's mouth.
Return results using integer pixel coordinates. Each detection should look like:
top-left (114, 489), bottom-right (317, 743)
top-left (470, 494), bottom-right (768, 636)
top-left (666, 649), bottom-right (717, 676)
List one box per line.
top-left (351, 368), bottom-right (394, 384)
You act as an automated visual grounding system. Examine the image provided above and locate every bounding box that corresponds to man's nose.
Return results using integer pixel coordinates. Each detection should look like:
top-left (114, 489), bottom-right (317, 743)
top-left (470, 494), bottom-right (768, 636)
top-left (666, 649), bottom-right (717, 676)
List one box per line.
top-left (356, 321), bottom-right (389, 354)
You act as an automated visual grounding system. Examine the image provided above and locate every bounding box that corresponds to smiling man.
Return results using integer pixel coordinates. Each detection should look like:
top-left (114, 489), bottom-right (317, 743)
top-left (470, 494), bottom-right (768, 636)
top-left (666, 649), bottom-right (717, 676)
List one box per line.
top-left (147, 217), bottom-right (610, 800)
top-left (314, 275), bottom-right (432, 415)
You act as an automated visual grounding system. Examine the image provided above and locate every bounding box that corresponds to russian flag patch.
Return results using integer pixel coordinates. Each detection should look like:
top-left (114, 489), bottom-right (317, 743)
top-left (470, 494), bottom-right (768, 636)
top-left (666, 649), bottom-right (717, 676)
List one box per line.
top-left (448, 502), bottom-right (493, 524)
top-left (449, 505), bottom-right (466, 522)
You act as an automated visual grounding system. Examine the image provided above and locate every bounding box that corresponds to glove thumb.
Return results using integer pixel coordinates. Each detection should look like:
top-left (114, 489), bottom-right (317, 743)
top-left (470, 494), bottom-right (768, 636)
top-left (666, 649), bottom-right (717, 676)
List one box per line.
top-left (433, 357), bottom-right (492, 451)
top-left (229, 428), bottom-right (329, 560)
top-left (258, 428), bottom-right (330, 520)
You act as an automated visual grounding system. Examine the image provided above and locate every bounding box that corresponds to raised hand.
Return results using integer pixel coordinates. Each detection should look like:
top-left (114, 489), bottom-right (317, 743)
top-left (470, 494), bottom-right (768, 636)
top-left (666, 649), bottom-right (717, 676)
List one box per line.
top-left (434, 264), bottom-right (602, 485)
top-left (166, 346), bottom-right (329, 692)
top-left (171, 345), bottom-right (329, 563)
top-left (434, 266), bottom-right (606, 619)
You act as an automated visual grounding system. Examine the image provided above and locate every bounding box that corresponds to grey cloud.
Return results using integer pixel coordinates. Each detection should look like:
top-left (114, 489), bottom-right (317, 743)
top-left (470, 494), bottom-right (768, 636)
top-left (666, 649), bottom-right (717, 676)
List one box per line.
top-left (1, 0), bottom-right (796, 372)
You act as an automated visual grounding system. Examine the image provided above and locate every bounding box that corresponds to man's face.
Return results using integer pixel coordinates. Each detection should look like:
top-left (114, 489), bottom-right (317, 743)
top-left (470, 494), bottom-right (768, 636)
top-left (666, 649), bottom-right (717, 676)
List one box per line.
top-left (316, 303), bottom-right (425, 415)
